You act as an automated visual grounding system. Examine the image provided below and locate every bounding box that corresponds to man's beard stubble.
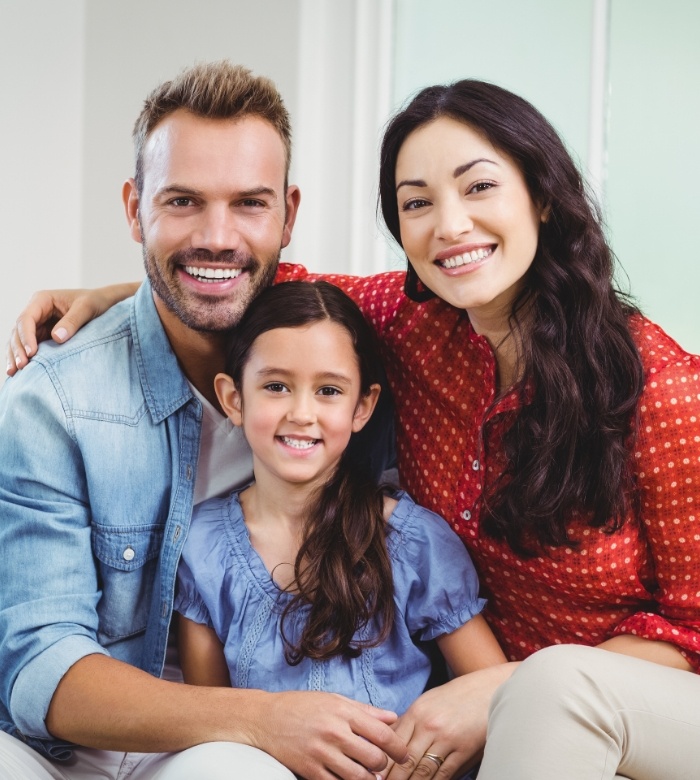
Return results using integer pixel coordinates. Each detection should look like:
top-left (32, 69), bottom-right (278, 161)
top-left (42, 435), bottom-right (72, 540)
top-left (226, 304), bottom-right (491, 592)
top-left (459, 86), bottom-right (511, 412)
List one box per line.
top-left (143, 244), bottom-right (280, 333)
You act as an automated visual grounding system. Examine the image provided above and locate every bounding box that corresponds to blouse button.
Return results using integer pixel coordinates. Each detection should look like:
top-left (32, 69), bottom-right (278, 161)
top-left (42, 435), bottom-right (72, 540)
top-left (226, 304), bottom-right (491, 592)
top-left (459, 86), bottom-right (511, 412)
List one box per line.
top-left (460, 509), bottom-right (472, 521)
top-left (123, 546), bottom-right (135, 562)
top-left (472, 459), bottom-right (480, 471)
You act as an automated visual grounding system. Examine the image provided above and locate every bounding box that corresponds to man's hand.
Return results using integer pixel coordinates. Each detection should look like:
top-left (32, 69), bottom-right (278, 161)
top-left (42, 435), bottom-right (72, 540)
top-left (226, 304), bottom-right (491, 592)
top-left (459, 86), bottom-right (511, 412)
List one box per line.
top-left (251, 691), bottom-right (409, 780)
top-left (383, 663), bottom-right (517, 780)
top-left (6, 283), bottom-right (139, 375)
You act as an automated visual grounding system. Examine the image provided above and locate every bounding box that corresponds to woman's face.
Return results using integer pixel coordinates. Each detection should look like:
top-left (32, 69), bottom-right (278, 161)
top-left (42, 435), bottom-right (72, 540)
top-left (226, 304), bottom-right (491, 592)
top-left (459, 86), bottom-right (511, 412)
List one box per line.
top-left (395, 116), bottom-right (544, 330)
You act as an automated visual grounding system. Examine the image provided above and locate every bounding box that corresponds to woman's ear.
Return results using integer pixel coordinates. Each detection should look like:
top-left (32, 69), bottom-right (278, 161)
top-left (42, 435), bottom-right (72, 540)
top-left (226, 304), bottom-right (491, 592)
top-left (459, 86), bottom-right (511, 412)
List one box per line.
top-left (351, 384), bottom-right (381, 433)
top-left (214, 373), bottom-right (243, 427)
top-left (540, 202), bottom-right (552, 223)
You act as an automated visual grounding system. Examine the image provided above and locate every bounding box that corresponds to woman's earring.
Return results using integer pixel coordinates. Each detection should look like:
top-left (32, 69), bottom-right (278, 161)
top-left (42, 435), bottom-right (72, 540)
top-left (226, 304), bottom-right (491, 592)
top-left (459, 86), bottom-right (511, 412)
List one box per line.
top-left (404, 262), bottom-right (436, 303)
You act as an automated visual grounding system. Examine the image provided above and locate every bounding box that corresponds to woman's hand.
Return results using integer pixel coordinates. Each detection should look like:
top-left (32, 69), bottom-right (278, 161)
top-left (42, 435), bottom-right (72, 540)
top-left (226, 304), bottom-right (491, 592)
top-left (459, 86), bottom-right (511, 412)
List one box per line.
top-left (6, 282), bottom-right (139, 375)
top-left (383, 663), bottom-right (517, 779)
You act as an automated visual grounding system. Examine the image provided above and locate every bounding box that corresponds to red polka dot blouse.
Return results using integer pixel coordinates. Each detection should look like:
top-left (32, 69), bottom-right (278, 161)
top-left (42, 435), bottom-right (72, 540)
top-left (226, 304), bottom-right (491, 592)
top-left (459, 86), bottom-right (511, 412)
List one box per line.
top-left (279, 265), bottom-right (700, 670)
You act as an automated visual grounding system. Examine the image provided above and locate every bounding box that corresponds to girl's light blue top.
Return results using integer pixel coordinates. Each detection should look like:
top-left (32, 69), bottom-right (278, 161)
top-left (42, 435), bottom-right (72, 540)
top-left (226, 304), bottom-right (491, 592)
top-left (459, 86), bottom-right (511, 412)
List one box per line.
top-left (175, 490), bottom-right (485, 715)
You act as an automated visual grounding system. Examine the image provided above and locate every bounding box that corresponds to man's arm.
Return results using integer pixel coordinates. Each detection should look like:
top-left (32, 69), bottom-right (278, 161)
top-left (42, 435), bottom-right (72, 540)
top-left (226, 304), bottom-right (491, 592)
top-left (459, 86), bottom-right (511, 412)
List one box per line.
top-left (47, 654), bottom-right (408, 780)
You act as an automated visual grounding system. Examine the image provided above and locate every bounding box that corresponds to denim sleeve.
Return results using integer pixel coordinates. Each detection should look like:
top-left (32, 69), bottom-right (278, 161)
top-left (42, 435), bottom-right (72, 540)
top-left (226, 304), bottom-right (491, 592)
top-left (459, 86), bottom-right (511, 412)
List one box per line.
top-left (0, 363), bottom-right (108, 740)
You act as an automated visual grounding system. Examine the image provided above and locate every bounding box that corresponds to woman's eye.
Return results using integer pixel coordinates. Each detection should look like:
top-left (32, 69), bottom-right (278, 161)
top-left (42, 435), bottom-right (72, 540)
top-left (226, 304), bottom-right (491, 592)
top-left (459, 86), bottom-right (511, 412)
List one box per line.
top-left (468, 181), bottom-right (495, 195)
top-left (402, 198), bottom-right (430, 211)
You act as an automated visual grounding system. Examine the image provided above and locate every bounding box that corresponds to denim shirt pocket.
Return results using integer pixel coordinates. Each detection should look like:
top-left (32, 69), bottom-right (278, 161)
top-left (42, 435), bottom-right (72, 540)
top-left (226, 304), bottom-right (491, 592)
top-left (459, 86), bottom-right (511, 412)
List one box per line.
top-left (92, 524), bottom-right (164, 644)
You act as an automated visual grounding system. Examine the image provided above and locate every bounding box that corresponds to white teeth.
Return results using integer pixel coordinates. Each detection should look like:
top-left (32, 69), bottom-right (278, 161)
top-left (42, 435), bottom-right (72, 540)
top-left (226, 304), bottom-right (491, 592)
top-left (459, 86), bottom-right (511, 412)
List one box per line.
top-left (440, 247), bottom-right (493, 269)
top-left (280, 437), bottom-right (317, 450)
top-left (184, 265), bottom-right (242, 281)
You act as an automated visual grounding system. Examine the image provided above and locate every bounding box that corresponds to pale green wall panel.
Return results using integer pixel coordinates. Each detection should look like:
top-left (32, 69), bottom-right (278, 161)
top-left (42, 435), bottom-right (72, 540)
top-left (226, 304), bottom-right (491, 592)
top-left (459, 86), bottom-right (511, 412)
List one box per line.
top-left (392, 0), bottom-right (595, 171)
top-left (606, 0), bottom-right (700, 352)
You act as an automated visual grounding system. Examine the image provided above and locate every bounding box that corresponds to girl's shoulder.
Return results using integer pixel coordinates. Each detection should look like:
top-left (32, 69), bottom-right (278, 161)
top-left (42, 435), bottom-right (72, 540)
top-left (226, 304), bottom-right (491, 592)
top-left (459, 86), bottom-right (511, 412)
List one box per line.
top-left (382, 490), bottom-right (467, 560)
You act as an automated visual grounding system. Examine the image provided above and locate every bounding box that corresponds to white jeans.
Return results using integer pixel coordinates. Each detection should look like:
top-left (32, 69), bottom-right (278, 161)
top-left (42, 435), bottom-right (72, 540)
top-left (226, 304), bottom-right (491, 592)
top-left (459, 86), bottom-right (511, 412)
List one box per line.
top-left (479, 644), bottom-right (700, 780)
top-left (0, 734), bottom-right (295, 780)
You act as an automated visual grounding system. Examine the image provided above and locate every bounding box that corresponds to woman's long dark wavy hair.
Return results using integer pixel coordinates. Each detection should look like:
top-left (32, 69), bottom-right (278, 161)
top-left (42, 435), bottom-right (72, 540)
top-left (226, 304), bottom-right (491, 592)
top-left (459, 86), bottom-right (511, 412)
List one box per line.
top-left (379, 80), bottom-right (645, 555)
top-left (226, 280), bottom-right (394, 662)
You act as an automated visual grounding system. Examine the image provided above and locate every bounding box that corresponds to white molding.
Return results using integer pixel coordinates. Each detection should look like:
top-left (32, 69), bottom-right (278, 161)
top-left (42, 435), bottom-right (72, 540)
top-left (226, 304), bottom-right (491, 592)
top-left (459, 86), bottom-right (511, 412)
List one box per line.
top-left (291, 0), bottom-right (394, 275)
top-left (587, 0), bottom-right (610, 209)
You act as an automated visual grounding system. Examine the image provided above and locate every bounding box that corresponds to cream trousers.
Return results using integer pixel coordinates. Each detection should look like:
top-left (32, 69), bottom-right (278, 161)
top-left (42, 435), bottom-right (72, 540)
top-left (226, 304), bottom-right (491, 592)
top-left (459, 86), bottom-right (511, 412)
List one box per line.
top-left (479, 644), bottom-right (700, 779)
top-left (0, 736), bottom-right (295, 780)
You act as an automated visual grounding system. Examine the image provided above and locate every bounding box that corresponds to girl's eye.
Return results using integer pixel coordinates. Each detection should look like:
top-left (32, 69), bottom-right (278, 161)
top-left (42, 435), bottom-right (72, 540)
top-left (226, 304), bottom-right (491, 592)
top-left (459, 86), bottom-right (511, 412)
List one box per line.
top-left (264, 382), bottom-right (288, 393)
top-left (318, 386), bottom-right (341, 397)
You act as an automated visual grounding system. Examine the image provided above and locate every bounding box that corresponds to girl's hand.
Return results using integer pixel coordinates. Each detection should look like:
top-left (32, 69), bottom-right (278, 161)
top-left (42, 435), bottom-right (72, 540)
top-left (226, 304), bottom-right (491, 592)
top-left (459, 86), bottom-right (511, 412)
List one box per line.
top-left (383, 663), bottom-right (517, 780)
top-left (6, 282), bottom-right (139, 375)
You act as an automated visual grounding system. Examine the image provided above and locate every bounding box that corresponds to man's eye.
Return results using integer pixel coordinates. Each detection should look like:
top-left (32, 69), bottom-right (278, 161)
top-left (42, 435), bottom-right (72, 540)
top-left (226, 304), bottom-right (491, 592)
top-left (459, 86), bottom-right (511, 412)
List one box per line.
top-left (170, 197), bottom-right (193, 207)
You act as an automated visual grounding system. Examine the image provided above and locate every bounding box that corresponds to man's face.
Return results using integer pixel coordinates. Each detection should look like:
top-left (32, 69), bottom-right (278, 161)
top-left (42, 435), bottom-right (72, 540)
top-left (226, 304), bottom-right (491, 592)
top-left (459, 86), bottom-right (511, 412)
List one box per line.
top-left (125, 110), bottom-right (299, 333)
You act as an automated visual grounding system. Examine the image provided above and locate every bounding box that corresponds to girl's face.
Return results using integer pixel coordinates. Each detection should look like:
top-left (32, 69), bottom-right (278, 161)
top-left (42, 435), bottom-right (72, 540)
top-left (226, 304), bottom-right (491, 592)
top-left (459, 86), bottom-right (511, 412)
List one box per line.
top-left (395, 116), bottom-right (545, 331)
top-left (216, 321), bottom-right (379, 491)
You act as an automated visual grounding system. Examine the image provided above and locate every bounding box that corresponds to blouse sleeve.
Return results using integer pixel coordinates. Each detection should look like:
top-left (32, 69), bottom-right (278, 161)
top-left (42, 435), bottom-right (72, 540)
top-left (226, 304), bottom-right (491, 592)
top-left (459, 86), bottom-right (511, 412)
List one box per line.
top-left (174, 546), bottom-right (215, 629)
top-left (389, 495), bottom-right (486, 642)
top-left (614, 341), bottom-right (700, 669)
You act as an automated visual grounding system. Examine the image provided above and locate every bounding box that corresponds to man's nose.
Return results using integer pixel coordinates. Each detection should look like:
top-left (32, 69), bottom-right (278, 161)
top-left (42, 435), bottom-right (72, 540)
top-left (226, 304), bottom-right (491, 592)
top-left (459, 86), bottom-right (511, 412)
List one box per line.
top-left (192, 205), bottom-right (241, 253)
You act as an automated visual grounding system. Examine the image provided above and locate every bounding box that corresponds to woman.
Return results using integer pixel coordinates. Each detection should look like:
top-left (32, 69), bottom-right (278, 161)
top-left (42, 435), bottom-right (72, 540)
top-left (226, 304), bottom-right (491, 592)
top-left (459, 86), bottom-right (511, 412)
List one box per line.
top-left (9, 80), bottom-right (700, 779)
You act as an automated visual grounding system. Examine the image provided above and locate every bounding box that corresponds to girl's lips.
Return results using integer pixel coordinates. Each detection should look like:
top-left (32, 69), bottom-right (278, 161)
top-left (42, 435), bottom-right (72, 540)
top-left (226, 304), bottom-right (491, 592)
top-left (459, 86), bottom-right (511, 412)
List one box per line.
top-left (277, 436), bottom-right (320, 451)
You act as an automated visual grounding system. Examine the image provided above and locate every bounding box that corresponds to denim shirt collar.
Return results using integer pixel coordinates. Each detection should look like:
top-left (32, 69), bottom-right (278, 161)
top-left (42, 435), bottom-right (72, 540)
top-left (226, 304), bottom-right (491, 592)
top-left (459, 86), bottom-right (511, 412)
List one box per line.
top-left (131, 280), bottom-right (194, 423)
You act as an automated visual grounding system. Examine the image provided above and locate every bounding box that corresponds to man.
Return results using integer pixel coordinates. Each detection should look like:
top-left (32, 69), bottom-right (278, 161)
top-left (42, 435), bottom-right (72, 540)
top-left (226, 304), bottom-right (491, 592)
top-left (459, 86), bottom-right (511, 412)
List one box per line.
top-left (0, 61), bottom-right (406, 780)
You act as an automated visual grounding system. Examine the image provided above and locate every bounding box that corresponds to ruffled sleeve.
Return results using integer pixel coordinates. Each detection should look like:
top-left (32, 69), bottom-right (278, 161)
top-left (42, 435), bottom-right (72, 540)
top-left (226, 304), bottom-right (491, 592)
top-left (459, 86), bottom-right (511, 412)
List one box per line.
top-left (388, 493), bottom-right (486, 642)
top-left (174, 553), bottom-right (214, 629)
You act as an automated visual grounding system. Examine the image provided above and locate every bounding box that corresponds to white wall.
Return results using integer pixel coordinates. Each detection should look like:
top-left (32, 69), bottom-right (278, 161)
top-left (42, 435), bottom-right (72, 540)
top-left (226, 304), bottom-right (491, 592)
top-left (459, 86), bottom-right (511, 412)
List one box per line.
top-left (0, 0), bottom-right (86, 377)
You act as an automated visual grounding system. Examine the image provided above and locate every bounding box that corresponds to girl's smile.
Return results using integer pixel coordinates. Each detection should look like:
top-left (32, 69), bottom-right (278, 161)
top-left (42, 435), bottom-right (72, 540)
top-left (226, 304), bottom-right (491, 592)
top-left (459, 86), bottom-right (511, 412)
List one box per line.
top-left (217, 320), bottom-right (379, 495)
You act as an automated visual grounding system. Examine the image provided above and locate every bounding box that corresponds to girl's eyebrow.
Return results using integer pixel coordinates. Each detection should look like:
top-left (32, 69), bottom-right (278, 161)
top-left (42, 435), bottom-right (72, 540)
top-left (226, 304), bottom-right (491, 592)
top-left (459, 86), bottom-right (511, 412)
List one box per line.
top-left (256, 367), bottom-right (353, 384)
top-left (396, 157), bottom-right (498, 191)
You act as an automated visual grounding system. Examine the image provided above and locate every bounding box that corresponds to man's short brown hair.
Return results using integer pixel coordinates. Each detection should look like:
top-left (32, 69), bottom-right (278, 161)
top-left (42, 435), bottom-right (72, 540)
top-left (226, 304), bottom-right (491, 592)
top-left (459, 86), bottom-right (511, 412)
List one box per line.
top-left (133, 61), bottom-right (292, 194)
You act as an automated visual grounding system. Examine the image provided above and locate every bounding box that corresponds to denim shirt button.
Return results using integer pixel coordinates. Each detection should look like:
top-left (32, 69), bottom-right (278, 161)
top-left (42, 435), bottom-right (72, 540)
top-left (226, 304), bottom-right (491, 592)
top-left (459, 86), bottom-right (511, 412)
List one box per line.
top-left (123, 546), bottom-right (135, 562)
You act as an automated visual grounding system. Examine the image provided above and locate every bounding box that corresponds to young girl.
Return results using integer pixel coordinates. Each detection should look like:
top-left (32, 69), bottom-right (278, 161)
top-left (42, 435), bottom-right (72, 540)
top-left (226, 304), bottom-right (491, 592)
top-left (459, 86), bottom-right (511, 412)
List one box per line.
top-left (173, 280), bottom-right (505, 776)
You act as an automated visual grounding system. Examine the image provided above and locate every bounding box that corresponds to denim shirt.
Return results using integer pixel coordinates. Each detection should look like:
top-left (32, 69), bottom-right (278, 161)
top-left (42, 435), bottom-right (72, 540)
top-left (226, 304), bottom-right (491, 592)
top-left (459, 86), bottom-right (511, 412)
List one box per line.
top-left (0, 281), bottom-right (203, 759)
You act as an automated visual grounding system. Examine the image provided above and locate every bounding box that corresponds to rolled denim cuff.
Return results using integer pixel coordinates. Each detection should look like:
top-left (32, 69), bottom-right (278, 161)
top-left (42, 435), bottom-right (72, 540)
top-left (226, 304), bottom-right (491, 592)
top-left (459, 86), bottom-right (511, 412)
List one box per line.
top-left (11, 636), bottom-right (109, 739)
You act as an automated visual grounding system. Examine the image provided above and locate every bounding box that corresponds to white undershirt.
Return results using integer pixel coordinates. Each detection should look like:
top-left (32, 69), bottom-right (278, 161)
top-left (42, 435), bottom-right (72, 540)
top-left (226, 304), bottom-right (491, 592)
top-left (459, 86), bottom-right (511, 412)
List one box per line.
top-left (187, 382), bottom-right (253, 505)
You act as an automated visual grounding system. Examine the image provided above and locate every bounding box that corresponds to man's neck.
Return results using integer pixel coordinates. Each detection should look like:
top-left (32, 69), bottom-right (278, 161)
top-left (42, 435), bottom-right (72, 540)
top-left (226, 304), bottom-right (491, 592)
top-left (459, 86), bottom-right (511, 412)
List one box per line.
top-left (155, 298), bottom-right (228, 411)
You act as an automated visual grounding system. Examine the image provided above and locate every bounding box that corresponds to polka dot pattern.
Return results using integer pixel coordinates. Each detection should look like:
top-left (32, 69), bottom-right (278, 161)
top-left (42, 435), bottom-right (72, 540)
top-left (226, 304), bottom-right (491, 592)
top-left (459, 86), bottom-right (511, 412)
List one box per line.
top-left (282, 266), bottom-right (700, 670)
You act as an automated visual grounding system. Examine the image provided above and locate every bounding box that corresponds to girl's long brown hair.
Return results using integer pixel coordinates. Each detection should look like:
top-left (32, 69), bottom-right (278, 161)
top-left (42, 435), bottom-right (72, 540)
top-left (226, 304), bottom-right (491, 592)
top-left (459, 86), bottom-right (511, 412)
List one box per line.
top-left (225, 281), bottom-right (395, 662)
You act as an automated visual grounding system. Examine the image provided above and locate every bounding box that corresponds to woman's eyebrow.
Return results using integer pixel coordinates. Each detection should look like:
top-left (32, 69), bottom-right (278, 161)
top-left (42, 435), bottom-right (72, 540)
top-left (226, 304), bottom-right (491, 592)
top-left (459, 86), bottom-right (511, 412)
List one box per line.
top-left (396, 157), bottom-right (499, 191)
top-left (453, 158), bottom-right (498, 178)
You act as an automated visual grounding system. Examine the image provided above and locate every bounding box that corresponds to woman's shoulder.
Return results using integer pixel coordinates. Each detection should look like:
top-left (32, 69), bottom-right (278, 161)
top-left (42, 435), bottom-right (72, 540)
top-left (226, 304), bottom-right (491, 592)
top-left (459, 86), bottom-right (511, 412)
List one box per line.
top-left (631, 314), bottom-right (700, 373)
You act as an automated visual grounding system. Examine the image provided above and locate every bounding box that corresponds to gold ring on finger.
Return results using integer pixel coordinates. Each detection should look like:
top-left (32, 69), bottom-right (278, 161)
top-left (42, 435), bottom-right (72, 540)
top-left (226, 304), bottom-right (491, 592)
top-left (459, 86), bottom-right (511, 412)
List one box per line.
top-left (422, 752), bottom-right (445, 768)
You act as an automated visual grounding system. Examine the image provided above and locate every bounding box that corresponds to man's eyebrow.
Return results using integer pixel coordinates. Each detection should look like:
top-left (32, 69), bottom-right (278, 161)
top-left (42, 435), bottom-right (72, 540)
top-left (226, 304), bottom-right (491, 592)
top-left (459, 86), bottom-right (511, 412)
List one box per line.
top-left (155, 185), bottom-right (278, 199)
top-left (396, 158), bottom-right (498, 191)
